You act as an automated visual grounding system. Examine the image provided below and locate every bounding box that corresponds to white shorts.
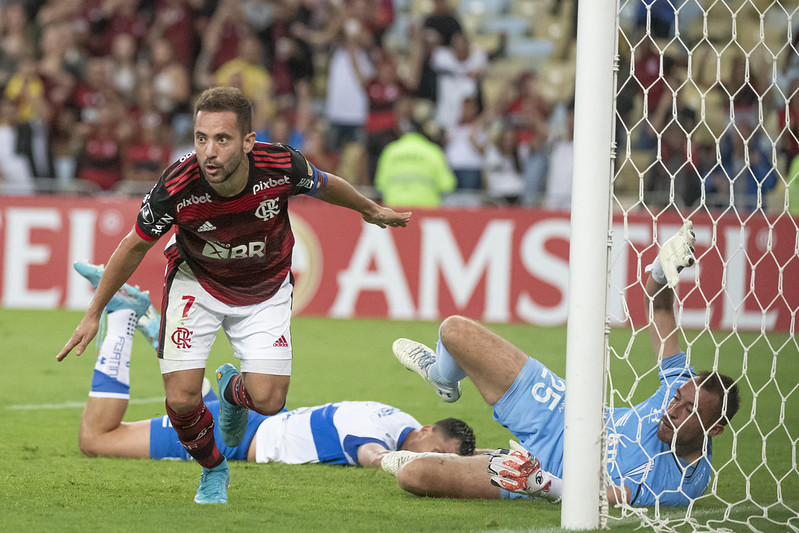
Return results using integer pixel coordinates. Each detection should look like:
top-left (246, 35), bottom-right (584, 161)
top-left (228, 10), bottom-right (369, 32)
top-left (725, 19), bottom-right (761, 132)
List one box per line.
top-left (158, 263), bottom-right (293, 376)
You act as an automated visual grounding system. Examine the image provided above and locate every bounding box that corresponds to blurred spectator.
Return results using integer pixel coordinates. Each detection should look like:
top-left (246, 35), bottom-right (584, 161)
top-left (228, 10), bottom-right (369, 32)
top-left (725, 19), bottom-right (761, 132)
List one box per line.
top-left (212, 35), bottom-right (274, 127)
top-left (147, 0), bottom-right (204, 69)
top-left (445, 96), bottom-right (488, 190)
top-left (636, 0), bottom-right (676, 39)
top-left (3, 54), bottom-right (53, 178)
top-left (123, 119), bottom-right (171, 185)
top-left (147, 37), bottom-right (192, 136)
top-left (483, 123), bottom-right (525, 205)
top-left (89, 0), bottom-right (151, 55)
top-left (108, 33), bottom-right (140, 104)
top-left (431, 32), bottom-right (487, 130)
top-left (423, 0), bottom-right (461, 47)
top-left (0, 97), bottom-right (35, 195)
top-left (255, 79), bottom-right (314, 150)
top-left (259, 0), bottom-right (314, 106)
top-left (75, 97), bottom-right (132, 191)
top-left (545, 100), bottom-right (575, 210)
top-left (349, 45), bottom-right (408, 182)
top-left (202, 0), bottom-right (248, 72)
top-left (72, 56), bottom-right (116, 123)
top-left (502, 71), bottom-right (552, 206)
top-left (788, 153), bottom-right (799, 216)
top-left (778, 78), bottom-right (799, 166)
top-left (705, 119), bottom-right (776, 212)
top-left (375, 125), bottom-right (456, 208)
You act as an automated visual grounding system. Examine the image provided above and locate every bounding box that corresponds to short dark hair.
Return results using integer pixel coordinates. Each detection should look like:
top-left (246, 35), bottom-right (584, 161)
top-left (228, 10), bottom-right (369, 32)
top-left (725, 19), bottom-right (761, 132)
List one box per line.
top-left (193, 86), bottom-right (253, 136)
top-left (433, 418), bottom-right (475, 456)
top-left (696, 371), bottom-right (740, 426)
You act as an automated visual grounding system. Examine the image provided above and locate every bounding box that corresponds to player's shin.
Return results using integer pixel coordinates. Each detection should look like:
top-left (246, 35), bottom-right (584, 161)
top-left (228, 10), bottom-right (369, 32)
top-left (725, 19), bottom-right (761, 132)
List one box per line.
top-left (164, 400), bottom-right (224, 469)
top-left (89, 310), bottom-right (138, 400)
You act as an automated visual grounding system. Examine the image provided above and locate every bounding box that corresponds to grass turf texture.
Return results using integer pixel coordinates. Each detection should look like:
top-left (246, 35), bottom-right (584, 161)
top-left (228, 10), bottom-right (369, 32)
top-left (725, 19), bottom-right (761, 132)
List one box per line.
top-left (1, 309), bottom-right (796, 532)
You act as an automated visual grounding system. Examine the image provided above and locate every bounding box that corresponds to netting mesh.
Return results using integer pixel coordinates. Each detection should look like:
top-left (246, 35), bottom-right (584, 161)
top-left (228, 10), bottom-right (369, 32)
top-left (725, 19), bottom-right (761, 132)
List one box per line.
top-left (606, 0), bottom-right (799, 531)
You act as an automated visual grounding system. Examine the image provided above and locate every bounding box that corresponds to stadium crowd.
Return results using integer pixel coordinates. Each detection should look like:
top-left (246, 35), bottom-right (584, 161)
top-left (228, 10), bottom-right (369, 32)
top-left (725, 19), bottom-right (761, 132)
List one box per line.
top-left (0, 0), bottom-right (797, 213)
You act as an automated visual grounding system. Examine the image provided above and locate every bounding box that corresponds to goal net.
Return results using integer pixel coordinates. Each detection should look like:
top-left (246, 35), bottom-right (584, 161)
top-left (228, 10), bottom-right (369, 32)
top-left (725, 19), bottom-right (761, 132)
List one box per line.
top-left (604, 0), bottom-right (799, 530)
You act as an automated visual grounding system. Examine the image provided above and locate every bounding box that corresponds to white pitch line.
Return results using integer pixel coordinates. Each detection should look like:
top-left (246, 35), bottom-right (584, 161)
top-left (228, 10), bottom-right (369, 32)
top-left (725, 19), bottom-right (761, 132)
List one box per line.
top-left (5, 397), bottom-right (166, 410)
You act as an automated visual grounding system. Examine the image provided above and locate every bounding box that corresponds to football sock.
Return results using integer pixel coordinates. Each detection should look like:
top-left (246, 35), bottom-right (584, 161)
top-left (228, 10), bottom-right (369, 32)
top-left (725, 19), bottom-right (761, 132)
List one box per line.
top-left (429, 337), bottom-right (467, 386)
top-left (165, 400), bottom-right (224, 469)
top-left (89, 309), bottom-right (137, 399)
top-left (226, 374), bottom-right (275, 415)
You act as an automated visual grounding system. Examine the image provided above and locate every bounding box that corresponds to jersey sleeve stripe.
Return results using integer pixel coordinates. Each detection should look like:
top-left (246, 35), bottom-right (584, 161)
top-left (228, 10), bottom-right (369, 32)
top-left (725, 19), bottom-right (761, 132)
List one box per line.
top-left (135, 222), bottom-right (160, 242)
top-left (165, 163), bottom-right (199, 195)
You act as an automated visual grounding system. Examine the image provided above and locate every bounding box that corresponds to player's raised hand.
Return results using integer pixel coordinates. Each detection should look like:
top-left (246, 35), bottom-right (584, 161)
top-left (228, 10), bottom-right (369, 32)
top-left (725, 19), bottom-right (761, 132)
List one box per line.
top-left (362, 206), bottom-right (412, 229)
top-left (657, 220), bottom-right (696, 288)
top-left (56, 315), bottom-right (100, 362)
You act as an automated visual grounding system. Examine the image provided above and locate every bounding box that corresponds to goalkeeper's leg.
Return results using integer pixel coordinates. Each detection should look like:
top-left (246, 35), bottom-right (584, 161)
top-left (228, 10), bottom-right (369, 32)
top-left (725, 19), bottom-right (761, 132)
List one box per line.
top-left (436, 316), bottom-right (529, 405)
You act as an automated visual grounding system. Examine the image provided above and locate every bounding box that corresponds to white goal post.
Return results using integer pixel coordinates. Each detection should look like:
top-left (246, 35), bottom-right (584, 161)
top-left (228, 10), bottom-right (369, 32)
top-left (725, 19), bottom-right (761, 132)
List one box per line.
top-left (564, 0), bottom-right (799, 531)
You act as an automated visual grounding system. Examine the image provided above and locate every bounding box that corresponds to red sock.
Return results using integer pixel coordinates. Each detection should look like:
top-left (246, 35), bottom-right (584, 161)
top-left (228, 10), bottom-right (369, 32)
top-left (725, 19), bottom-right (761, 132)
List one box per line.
top-left (165, 400), bottom-right (223, 469)
top-left (228, 375), bottom-right (279, 416)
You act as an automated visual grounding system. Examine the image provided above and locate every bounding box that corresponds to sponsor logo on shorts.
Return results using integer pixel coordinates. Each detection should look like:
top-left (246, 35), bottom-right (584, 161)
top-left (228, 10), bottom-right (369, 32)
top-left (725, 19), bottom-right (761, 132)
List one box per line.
top-left (272, 335), bottom-right (289, 348)
top-left (252, 175), bottom-right (290, 195)
top-left (171, 327), bottom-right (193, 349)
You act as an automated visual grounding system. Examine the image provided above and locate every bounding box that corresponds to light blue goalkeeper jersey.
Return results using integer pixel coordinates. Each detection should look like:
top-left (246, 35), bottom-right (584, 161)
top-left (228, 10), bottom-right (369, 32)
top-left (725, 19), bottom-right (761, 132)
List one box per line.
top-left (605, 352), bottom-right (713, 506)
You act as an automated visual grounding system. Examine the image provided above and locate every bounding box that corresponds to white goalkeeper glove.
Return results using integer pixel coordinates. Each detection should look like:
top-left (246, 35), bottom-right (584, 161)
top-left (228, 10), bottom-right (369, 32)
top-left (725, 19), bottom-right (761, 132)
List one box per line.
top-left (487, 441), bottom-right (562, 503)
top-left (646, 220), bottom-right (696, 288)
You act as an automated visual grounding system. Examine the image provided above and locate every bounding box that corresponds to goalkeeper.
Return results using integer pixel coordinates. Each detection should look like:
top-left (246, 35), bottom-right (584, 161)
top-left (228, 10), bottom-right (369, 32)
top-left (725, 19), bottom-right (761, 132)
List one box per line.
top-left (75, 263), bottom-right (475, 471)
top-left (388, 221), bottom-right (740, 506)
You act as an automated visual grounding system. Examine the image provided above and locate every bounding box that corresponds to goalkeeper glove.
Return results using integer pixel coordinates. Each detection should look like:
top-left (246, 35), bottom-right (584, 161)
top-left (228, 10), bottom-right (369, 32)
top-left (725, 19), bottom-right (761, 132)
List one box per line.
top-left (646, 220), bottom-right (696, 287)
top-left (486, 440), bottom-right (562, 503)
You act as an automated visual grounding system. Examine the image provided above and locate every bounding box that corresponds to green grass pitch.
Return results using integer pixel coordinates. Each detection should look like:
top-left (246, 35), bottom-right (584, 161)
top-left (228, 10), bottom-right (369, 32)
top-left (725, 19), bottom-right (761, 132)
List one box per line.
top-left (1, 309), bottom-right (796, 532)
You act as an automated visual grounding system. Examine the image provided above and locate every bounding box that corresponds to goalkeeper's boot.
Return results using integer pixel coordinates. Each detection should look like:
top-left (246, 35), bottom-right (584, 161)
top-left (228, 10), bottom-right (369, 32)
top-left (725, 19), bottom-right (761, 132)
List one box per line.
top-left (73, 261), bottom-right (150, 317)
top-left (194, 457), bottom-right (229, 504)
top-left (392, 338), bottom-right (461, 403)
top-left (215, 364), bottom-right (249, 447)
top-left (381, 450), bottom-right (453, 475)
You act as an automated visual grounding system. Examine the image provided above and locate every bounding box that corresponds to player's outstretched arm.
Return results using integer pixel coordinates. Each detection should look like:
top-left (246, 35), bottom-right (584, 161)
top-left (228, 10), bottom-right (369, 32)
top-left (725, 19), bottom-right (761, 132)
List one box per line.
top-left (644, 220), bottom-right (696, 362)
top-left (316, 173), bottom-right (412, 228)
top-left (357, 442), bottom-right (392, 468)
top-left (57, 229), bottom-right (156, 361)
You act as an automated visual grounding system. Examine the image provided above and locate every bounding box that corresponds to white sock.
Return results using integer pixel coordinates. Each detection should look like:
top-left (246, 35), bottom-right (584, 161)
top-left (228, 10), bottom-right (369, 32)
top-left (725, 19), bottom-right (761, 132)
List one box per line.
top-left (89, 309), bottom-right (137, 399)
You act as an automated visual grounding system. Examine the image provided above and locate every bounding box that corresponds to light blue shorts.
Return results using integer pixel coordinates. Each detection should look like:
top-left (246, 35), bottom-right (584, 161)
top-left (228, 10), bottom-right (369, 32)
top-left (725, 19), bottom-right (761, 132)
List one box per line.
top-left (493, 357), bottom-right (566, 499)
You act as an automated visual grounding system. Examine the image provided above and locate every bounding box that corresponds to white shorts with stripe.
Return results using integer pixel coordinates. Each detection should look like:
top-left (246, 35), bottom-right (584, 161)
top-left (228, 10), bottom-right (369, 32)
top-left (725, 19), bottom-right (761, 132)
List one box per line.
top-left (159, 263), bottom-right (293, 376)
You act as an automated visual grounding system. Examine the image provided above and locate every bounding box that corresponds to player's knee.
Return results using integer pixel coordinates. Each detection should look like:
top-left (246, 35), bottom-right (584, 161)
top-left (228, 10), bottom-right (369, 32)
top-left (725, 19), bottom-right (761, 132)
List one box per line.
top-left (78, 431), bottom-right (100, 458)
top-left (440, 315), bottom-right (475, 351)
top-left (249, 390), bottom-right (286, 416)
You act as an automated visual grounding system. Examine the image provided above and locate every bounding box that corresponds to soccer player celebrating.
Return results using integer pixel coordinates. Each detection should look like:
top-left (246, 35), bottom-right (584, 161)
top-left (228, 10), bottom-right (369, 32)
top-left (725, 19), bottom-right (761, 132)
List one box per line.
top-left (384, 221), bottom-right (741, 506)
top-left (57, 86), bottom-right (411, 504)
top-left (74, 263), bottom-right (475, 469)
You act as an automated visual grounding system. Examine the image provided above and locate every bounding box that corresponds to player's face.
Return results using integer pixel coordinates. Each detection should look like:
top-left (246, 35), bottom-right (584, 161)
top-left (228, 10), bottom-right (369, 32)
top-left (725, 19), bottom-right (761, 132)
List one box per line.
top-left (194, 110), bottom-right (255, 194)
top-left (657, 381), bottom-right (722, 449)
top-left (405, 426), bottom-right (463, 455)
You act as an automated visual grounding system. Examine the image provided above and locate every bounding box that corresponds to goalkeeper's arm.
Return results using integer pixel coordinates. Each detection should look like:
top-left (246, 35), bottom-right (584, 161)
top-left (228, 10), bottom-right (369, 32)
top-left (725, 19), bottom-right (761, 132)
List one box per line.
top-left (644, 220), bottom-right (696, 361)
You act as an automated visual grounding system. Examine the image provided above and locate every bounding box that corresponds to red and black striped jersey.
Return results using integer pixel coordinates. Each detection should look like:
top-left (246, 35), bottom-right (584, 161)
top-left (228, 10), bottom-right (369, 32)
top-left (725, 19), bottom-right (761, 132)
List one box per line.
top-left (136, 141), bottom-right (328, 305)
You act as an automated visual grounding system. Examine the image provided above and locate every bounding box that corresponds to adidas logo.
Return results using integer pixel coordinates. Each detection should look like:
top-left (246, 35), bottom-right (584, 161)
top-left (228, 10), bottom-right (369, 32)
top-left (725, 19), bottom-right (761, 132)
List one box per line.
top-left (273, 335), bottom-right (288, 348)
top-left (197, 221), bottom-right (217, 232)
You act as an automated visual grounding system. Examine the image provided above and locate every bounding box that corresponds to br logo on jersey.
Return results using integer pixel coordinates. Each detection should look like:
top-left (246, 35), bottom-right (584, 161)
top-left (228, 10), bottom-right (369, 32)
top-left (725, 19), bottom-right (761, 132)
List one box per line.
top-left (255, 198), bottom-right (280, 221)
top-left (202, 239), bottom-right (267, 259)
top-left (171, 327), bottom-right (193, 349)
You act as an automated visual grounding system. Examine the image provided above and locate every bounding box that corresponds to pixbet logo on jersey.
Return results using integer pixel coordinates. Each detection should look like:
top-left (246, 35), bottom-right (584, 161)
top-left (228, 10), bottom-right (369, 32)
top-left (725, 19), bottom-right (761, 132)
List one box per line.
top-left (176, 193), bottom-right (211, 213)
top-left (252, 175), bottom-right (290, 195)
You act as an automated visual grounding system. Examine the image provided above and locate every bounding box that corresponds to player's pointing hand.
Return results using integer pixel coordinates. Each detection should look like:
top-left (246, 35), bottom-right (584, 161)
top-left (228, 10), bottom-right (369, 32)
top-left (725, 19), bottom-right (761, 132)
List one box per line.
top-left (57, 316), bottom-right (100, 361)
top-left (363, 207), bottom-right (412, 229)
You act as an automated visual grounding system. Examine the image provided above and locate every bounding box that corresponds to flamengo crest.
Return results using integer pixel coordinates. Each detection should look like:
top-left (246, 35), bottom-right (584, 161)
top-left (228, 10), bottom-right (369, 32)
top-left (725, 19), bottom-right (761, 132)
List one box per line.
top-left (255, 198), bottom-right (280, 221)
